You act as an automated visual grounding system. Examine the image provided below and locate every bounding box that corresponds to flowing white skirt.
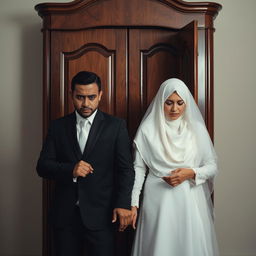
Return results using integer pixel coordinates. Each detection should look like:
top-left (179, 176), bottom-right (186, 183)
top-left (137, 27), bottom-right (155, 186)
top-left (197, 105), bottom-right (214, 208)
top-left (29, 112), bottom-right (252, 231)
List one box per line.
top-left (131, 172), bottom-right (219, 256)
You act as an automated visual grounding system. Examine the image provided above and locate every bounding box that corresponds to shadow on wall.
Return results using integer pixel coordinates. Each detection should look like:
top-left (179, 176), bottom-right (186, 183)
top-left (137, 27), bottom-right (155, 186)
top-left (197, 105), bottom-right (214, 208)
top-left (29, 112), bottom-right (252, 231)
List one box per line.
top-left (19, 14), bottom-right (43, 253)
top-left (0, 12), bottom-right (43, 255)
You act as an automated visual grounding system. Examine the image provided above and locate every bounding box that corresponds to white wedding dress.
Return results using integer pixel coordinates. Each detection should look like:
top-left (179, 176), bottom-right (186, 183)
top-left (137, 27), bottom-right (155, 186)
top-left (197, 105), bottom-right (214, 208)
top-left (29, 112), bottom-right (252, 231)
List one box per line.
top-left (131, 150), bottom-right (219, 256)
top-left (131, 78), bottom-right (219, 256)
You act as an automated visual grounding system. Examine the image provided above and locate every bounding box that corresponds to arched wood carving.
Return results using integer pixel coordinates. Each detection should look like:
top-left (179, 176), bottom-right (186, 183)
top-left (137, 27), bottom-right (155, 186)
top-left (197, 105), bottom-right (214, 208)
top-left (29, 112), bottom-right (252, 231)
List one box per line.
top-left (62, 43), bottom-right (116, 114)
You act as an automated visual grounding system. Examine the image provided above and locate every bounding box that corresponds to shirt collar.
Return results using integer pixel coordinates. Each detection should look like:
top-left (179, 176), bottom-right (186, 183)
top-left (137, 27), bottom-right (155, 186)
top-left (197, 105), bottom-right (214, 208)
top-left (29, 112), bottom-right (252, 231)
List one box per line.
top-left (75, 109), bottom-right (98, 125)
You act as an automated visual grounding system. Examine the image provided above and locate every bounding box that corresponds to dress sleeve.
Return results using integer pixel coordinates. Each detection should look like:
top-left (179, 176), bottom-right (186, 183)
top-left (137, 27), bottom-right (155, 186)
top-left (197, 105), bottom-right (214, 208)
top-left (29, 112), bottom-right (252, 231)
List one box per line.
top-left (191, 158), bottom-right (218, 186)
top-left (131, 149), bottom-right (147, 207)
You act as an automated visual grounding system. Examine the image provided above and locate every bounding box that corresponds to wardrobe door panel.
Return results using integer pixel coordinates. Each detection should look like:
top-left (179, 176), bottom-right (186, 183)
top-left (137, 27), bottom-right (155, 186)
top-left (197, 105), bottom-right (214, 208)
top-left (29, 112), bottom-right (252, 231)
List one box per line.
top-left (48, 29), bottom-right (128, 256)
top-left (176, 21), bottom-right (198, 98)
top-left (128, 23), bottom-right (198, 137)
top-left (50, 29), bottom-right (127, 120)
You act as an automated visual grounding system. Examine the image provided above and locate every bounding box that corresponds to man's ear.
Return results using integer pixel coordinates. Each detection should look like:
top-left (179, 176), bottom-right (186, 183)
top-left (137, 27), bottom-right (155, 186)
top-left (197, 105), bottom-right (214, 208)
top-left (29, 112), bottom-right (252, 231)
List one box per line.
top-left (99, 90), bottom-right (103, 101)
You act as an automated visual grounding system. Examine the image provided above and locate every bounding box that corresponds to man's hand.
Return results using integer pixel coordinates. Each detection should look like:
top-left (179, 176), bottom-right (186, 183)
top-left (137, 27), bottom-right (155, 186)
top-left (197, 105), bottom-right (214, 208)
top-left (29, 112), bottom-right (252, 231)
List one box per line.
top-left (73, 160), bottom-right (94, 178)
top-left (162, 168), bottom-right (195, 187)
top-left (112, 208), bottom-right (132, 232)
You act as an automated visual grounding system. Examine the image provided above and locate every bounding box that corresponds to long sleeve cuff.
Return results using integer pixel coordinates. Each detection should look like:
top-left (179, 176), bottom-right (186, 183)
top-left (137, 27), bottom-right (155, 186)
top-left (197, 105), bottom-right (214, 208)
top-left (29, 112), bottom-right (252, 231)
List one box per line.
top-left (190, 168), bottom-right (206, 186)
top-left (131, 191), bottom-right (140, 208)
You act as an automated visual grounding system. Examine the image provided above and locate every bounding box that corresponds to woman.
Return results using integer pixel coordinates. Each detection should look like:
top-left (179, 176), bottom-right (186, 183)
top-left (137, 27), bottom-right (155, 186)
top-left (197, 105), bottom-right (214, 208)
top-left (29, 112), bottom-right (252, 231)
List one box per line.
top-left (131, 78), bottom-right (219, 256)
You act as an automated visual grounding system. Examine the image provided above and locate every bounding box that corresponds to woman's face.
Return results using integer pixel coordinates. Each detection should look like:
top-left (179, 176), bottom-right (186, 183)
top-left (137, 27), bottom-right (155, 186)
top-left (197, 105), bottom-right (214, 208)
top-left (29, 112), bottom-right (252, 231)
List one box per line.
top-left (164, 92), bottom-right (186, 120)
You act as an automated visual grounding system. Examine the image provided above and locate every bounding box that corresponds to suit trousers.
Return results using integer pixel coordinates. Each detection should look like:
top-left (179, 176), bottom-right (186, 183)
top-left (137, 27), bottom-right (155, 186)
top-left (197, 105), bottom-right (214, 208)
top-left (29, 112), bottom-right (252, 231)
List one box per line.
top-left (53, 206), bottom-right (114, 256)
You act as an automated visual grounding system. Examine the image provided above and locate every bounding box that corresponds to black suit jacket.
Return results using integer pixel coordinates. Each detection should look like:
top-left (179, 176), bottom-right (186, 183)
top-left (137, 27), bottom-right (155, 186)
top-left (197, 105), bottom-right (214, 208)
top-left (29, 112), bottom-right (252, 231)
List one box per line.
top-left (37, 110), bottom-right (135, 230)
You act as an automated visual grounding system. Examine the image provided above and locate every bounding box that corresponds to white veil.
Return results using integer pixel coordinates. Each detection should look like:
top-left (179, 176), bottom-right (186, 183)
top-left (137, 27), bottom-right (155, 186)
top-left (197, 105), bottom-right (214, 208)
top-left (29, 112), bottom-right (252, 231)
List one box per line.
top-left (134, 78), bottom-right (218, 200)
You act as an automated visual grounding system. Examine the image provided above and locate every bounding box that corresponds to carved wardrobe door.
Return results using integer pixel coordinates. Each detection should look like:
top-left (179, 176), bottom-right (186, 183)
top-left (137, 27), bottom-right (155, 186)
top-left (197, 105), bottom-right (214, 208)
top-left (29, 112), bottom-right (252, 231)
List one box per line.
top-left (51, 29), bottom-right (127, 119)
top-left (35, 0), bottom-right (221, 255)
top-left (128, 21), bottom-right (198, 136)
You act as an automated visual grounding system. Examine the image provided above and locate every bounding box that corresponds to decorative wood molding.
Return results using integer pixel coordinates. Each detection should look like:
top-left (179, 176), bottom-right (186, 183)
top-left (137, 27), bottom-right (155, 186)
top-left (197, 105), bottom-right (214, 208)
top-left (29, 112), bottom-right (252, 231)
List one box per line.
top-left (35, 0), bottom-right (222, 30)
top-left (35, 0), bottom-right (100, 17)
top-left (155, 0), bottom-right (222, 18)
top-left (35, 0), bottom-right (221, 17)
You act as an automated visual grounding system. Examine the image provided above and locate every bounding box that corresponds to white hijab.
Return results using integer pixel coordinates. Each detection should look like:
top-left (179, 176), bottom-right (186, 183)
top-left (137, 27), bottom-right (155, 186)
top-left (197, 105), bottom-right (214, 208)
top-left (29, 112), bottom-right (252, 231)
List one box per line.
top-left (134, 78), bottom-right (217, 192)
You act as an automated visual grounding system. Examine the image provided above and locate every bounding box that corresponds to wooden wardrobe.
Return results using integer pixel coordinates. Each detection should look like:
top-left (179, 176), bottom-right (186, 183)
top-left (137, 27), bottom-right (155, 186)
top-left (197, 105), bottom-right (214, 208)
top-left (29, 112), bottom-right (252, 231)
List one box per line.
top-left (35, 0), bottom-right (221, 255)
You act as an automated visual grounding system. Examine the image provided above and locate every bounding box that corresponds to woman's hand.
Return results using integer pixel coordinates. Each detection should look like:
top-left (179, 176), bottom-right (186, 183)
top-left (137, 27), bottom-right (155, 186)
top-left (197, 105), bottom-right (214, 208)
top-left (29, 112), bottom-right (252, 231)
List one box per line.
top-left (131, 206), bottom-right (138, 229)
top-left (162, 168), bottom-right (195, 187)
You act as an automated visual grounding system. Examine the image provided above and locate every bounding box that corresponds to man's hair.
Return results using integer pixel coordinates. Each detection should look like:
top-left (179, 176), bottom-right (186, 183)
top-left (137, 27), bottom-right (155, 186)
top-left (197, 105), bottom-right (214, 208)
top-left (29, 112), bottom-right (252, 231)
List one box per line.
top-left (71, 71), bottom-right (101, 91)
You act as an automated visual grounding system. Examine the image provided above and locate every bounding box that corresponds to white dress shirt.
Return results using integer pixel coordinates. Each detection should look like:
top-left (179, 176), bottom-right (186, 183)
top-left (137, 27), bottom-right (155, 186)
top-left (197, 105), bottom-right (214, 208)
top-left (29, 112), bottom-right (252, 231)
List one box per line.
top-left (73, 109), bottom-right (98, 183)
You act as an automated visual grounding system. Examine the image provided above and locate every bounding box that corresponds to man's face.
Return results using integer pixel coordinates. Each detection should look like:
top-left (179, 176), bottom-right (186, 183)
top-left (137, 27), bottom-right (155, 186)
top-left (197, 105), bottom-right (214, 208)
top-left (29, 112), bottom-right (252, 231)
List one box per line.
top-left (71, 83), bottom-right (102, 118)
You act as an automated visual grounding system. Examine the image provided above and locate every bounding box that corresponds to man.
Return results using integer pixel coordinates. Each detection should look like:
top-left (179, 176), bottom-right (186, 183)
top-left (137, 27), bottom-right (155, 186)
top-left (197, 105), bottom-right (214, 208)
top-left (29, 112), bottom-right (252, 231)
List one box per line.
top-left (37, 71), bottom-right (135, 256)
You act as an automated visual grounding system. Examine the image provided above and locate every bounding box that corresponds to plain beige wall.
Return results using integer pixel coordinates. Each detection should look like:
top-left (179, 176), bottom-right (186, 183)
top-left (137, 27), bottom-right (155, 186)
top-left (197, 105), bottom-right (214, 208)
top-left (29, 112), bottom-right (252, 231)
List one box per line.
top-left (214, 1), bottom-right (256, 255)
top-left (0, 1), bottom-right (42, 256)
top-left (188, 0), bottom-right (256, 255)
top-left (0, 0), bottom-right (255, 256)
top-left (0, 1), bottom-right (69, 256)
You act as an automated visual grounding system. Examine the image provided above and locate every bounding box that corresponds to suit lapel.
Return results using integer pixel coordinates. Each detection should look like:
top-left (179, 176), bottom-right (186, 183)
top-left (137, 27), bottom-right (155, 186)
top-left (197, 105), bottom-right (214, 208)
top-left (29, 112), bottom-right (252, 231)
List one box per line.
top-left (83, 110), bottom-right (105, 158)
top-left (66, 112), bottom-right (82, 160)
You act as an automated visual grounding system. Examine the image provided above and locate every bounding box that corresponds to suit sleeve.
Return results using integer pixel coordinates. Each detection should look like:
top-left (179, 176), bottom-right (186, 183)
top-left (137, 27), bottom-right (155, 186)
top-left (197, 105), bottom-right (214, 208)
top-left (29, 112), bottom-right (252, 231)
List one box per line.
top-left (36, 121), bottom-right (76, 182)
top-left (114, 120), bottom-right (135, 209)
